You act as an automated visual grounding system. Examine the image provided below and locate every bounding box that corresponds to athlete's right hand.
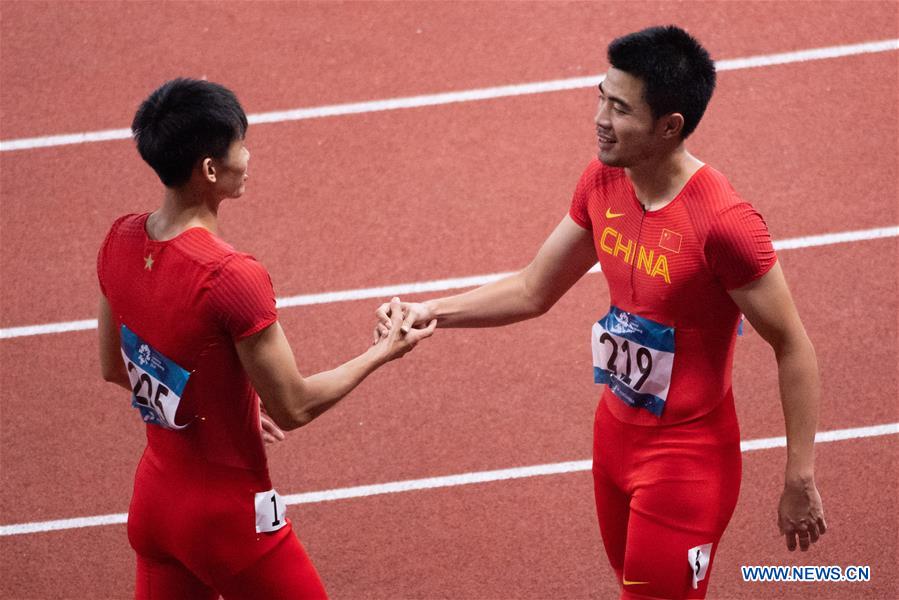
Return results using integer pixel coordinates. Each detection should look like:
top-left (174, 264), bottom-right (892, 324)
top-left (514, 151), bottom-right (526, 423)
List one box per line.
top-left (777, 477), bottom-right (827, 552)
top-left (371, 297), bottom-right (436, 362)
top-left (373, 297), bottom-right (435, 344)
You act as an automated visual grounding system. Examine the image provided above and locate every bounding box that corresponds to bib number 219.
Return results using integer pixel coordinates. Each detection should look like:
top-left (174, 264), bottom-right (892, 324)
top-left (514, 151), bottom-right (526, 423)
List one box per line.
top-left (591, 307), bottom-right (675, 417)
top-left (597, 333), bottom-right (654, 391)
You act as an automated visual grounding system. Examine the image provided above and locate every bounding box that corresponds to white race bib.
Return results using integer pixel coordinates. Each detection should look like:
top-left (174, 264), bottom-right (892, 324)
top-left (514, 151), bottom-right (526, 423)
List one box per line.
top-left (255, 489), bottom-right (287, 533)
top-left (689, 543), bottom-right (713, 589)
top-left (592, 306), bottom-right (675, 417)
top-left (120, 324), bottom-right (191, 430)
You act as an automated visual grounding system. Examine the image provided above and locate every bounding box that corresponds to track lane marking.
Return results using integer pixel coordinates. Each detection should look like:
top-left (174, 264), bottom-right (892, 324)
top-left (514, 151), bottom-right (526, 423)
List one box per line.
top-left (2, 225), bottom-right (896, 340)
top-left (1, 39), bottom-right (896, 152)
top-left (1, 422), bottom-right (896, 537)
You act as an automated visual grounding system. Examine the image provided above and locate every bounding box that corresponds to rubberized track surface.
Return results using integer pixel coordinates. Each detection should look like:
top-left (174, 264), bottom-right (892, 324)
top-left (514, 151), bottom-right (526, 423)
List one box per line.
top-left (1, 2), bottom-right (897, 599)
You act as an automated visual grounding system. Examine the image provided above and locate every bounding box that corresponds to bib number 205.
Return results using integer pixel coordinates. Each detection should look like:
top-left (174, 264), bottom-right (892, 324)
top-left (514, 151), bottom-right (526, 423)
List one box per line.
top-left (119, 324), bottom-right (191, 430)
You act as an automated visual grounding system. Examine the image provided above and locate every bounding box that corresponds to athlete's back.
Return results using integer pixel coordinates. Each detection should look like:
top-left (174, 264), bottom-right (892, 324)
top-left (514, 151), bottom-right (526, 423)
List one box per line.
top-left (98, 212), bottom-right (276, 471)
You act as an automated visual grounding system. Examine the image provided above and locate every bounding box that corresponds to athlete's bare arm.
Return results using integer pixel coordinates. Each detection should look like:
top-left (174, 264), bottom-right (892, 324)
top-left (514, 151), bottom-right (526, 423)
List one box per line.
top-left (237, 299), bottom-right (435, 431)
top-left (729, 262), bottom-right (826, 552)
top-left (98, 295), bottom-right (131, 391)
top-left (375, 215), bottom-right (596, 335)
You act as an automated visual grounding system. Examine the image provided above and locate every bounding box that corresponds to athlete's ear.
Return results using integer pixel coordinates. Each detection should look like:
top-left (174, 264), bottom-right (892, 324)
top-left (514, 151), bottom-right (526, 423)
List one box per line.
top-left (201, 157), bottom-right (217, 183)
top-left (661, 113), bottom-right (685, 140)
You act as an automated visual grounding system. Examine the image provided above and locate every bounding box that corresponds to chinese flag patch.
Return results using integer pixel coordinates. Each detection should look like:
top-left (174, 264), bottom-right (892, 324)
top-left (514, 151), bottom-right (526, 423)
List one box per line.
top-left (659, 229), bottom-right (682, 253)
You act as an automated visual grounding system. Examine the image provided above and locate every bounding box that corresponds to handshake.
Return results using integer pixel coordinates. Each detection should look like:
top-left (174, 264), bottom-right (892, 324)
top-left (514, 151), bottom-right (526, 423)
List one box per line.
top-left (370, 297), bottom-right (437, 362)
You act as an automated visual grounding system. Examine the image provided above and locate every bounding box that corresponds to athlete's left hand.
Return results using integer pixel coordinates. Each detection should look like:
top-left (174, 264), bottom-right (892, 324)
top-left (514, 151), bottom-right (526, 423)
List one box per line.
top-left (778, 478), bottom-right (826, 551)
top-left (260, 403), bottom-right (286, 445)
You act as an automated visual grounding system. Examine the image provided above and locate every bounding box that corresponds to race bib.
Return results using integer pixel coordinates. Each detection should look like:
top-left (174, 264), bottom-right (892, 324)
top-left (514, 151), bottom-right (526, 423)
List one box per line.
top-left (255, 489), bottom-right (288, 533)
top-left (592, 306), bottom-right (675, 417)
top-left (689, 543), bottom-right (713, 589)
top-left (120, 324), bottom-right (191, 430)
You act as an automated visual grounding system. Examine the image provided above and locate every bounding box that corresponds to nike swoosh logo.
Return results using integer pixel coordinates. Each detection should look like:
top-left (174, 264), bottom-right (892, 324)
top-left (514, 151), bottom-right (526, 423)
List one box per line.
top-left (605, 208), bottom-right (625, 219)
top-left (622, 578), bottom-right (649, 586)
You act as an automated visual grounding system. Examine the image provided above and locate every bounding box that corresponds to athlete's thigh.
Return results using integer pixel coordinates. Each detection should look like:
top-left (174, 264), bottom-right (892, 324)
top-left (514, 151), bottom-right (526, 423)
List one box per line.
top-left (219, 532), bottom-right (328, 600)
top-left (593, 460), bottom-right (631, 576)
top-left (593, 398), bottom-right (633, 576)
top-left (135, 553), bottom-right (218, 600)
top-left (621, 444), bottom-right (741, 599)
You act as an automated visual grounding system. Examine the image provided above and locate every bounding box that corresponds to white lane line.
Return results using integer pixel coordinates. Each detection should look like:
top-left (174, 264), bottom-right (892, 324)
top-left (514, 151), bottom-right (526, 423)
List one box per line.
top-left (1, 422), bottom-right (896, 537)
top-left (713, 38), bottom-right (898, 72)
top-left (1, 39), bottom-right (896, 152)
top-left (0, 318), bottom-right (99, 340)
top-left (1, 225), bottom-right (896, 340)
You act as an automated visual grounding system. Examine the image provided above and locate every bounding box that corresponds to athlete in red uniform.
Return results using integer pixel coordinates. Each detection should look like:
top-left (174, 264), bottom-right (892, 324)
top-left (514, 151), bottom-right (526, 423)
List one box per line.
top-left (376, 26), bottom-right (826, 599)
top-left (571, 159), bottom-right (769, 597)
top-left (98, 78), bottom-right (435, 599)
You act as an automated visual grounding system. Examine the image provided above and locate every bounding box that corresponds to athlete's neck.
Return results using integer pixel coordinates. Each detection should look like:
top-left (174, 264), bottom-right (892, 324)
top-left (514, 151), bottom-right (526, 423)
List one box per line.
top-left (625, 146), bottom-right (704, 211)
top-left (147, 188), bottom-right (221, 241)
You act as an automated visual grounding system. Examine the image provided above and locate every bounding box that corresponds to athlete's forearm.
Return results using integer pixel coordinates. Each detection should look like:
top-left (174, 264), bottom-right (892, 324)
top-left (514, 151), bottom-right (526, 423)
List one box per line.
top-left (289, 346), bottom-right (385, 427)
top-left (425, 270), bottom-right (548, 328)
top-left (775, 332), bottom-right (820, 483)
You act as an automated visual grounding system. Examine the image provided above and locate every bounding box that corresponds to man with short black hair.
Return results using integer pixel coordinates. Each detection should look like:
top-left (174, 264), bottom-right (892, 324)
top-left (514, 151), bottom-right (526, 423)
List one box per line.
top-left (99, 78), bottom-right (434, 599)
top-left (376, 25), bottom-right (825, 599)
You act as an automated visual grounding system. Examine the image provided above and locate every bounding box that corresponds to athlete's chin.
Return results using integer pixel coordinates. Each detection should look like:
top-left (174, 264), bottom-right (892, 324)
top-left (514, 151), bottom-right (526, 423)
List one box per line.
top-left (598, 150), bottom-right (625, 168)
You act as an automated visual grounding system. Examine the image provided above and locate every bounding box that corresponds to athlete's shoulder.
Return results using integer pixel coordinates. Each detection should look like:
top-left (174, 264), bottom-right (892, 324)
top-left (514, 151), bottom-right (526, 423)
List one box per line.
top-left (103, 212), bottom-right (147, 240)
top-left (206, 244), bottom-right (272, 291)
top-left (98, 213), bottom-right (147, 293)
top-left (206, 249), bottom-right (276, 340)
top-left (99, 213), bottom-right (146, 261)
top-left (688, 165), bottom-right (747, 211)
top-left (180, 227), bottom-right (237, 261)
top-left (680, 165), bottom-right (757, 232)
top-left (217, 249), bottom-right (269, 277)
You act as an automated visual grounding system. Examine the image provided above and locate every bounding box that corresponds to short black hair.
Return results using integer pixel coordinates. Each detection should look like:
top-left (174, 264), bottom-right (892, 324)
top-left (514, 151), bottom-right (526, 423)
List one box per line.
top-left (131, 78), bottom-right (248, 187)
top-left (608, 26), bottom-right (716, 138)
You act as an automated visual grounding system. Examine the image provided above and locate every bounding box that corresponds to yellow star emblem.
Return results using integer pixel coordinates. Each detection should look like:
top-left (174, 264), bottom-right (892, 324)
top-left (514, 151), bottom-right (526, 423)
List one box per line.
top-left (144, 254), bottom-right (154, 270)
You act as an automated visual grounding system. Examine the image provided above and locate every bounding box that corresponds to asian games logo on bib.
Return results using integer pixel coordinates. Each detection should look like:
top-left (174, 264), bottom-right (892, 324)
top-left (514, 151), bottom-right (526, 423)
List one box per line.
top-left (610, 312), bottom-right (642, 335)
top-left (138, 344), bottom-right (151, 365)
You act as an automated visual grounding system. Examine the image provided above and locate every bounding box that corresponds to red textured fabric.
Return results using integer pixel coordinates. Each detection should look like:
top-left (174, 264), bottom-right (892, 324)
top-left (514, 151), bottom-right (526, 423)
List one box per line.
top-left (593, 393), bottom-right (741, 599)
top-left (569, 159), bottom-right (776, 425)
top-left (705, 203), bottom-right (777, 290)
top-left (97, 212), bottom-right (277, 470)
top-left (128, 448), bottom-right (324, 595)
top-left (207, 255), bottom-right (279, 341)
top-left (97, 213), bottom-right (302, 585)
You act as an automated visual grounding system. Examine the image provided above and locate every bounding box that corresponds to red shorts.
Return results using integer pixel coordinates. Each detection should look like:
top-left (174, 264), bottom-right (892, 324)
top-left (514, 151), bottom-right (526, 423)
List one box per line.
top-left (592, 392), bottom-right (742, 599)
top-left (128, 448), bottom-right (327, 599)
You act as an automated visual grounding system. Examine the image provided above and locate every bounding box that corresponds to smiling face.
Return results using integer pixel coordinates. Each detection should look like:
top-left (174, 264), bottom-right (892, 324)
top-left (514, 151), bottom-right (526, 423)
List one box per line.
top-left (595, 67), bottom-right (670, 168)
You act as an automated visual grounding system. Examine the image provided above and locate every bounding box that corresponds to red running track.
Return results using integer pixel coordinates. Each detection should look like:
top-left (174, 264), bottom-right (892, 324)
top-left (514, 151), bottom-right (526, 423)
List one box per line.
top-left (1, 2), bottom-right (897, 599)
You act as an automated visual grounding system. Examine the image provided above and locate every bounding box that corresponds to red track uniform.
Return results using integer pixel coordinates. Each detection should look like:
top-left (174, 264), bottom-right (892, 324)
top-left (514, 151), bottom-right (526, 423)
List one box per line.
top-left (98, 213), bottom-right (327, 599)
top-left (570, 160), bottom-right (776, 599)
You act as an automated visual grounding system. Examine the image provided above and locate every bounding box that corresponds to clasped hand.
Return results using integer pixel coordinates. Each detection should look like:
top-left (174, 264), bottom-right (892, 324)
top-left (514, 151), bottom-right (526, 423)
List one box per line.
top-left (372, 297), bottom-right (436, 345)
top-left (369, 297), bottom-right (437, 365)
